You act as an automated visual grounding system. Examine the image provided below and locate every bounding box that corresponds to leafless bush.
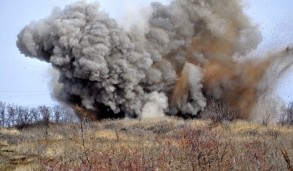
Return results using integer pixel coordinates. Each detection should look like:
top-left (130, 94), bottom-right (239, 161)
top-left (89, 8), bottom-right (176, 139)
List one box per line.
top-left (201, 98), bottom-right (241, 123)
top-left (23, 118), bottom-right (291, 170)
top-left (262, 112), bottom-right (273, 126)
top-left (279, 102), bottom-right (293, 125)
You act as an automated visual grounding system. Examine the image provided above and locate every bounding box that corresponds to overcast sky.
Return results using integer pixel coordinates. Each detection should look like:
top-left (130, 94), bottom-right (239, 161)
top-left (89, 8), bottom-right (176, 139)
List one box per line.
top-left (0, 0), bottom-right (292, 107)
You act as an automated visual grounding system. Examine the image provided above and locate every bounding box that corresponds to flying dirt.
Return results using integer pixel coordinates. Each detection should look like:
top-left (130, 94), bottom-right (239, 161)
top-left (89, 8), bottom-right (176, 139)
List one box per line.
top-left (17, 0), bottom-right (293, 121)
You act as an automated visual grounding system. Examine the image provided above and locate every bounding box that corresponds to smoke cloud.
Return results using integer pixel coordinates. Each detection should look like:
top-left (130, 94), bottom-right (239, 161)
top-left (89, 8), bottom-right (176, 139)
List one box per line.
top-left (17, 0), bottom-right (293, 120)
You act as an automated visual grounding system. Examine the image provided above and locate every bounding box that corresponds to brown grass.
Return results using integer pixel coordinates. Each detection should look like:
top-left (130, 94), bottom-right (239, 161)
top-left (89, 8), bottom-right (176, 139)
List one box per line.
top-left (1, 118), bottom-right (293, 170)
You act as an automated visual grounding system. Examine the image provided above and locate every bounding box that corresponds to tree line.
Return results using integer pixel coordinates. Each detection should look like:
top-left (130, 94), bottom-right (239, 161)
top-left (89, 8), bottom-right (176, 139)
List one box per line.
top-left (0, 101), bottom-right (78, 128)
top-left (0, 100), bottom-right (292, 128)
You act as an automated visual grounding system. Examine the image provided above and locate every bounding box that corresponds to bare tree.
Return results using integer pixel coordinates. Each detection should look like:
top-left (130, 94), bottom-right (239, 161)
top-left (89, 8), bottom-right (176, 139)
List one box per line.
top-left (38, 106), bottom-right (51, 137)
top-left (52, 105), bottom-right (63, 123)
top-left (15, 106), bottom-right (32, 126)
top-left (7, 104), bottom-right (17, 127)
top-left (29, 107), bottom-right (40, 123)
top-left (38, 106), bottom-right (51, 123)
top-left (0, 102), bottom-right (6, 127)
top-left (278, 102), bottom-right (293, 125)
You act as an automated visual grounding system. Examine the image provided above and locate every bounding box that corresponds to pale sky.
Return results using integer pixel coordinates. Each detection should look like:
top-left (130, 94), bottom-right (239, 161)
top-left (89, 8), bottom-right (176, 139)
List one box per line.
top-left (0, 0), bottom-right (292, 107)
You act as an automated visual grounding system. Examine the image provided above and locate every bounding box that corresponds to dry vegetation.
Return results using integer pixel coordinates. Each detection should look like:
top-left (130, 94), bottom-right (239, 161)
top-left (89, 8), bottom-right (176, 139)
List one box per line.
top-left (0, 118), bottom-right (293, 171)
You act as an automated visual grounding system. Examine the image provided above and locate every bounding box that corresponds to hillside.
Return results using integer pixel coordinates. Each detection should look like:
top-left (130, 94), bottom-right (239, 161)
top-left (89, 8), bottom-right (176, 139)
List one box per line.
top-left (1, 118), bottom-right (293, 170)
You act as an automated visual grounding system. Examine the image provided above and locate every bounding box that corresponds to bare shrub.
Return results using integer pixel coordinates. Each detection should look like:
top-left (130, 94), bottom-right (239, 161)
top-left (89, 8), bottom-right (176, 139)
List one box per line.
top-left (201, 98), bottom-right (240, 123)
top-left (24, 118), bottom-right (292, 170)
top-left (262, 112), bottom-right (273, 126)
top-left (279, 102), bottom-right (293, 125)
top-left (281, 149), bottom-right (293, 171)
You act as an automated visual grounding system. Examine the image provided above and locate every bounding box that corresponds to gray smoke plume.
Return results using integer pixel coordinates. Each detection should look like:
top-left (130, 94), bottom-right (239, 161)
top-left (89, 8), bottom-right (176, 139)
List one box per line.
top-left (17, 0), bottom-right (291, 120)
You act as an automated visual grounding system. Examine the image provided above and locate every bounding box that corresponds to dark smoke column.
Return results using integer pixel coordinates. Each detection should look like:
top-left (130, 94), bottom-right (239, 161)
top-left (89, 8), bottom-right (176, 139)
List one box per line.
top-left (17, 0), bottom-right (263, 120)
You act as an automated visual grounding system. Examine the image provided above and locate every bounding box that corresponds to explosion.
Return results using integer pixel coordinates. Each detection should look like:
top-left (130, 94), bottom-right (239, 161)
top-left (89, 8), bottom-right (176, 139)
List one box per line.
top-left (17, 0), bottom-right (293, 121)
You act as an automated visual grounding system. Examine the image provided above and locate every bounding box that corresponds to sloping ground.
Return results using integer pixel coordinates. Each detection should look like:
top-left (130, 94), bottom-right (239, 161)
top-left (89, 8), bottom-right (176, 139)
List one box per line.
top-left (0, 129), bottom-right (42, 171)
top-left (0, 118), bottom-right (293, 170)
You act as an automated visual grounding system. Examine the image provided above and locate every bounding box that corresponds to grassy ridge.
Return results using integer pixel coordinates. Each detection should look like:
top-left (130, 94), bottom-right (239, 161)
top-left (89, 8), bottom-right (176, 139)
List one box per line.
top-left (1, 118), bottom-right (293, 170)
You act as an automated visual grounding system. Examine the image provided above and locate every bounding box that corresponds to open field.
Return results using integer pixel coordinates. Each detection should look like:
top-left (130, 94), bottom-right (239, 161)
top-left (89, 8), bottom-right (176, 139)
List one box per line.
top-left (1, 118), bottom-right (293, 170)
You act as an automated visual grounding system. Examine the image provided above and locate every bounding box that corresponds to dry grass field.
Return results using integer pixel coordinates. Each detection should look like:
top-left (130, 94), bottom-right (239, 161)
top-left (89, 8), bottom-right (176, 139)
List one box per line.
top-left (1, 118), bottom-right (293, 170)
